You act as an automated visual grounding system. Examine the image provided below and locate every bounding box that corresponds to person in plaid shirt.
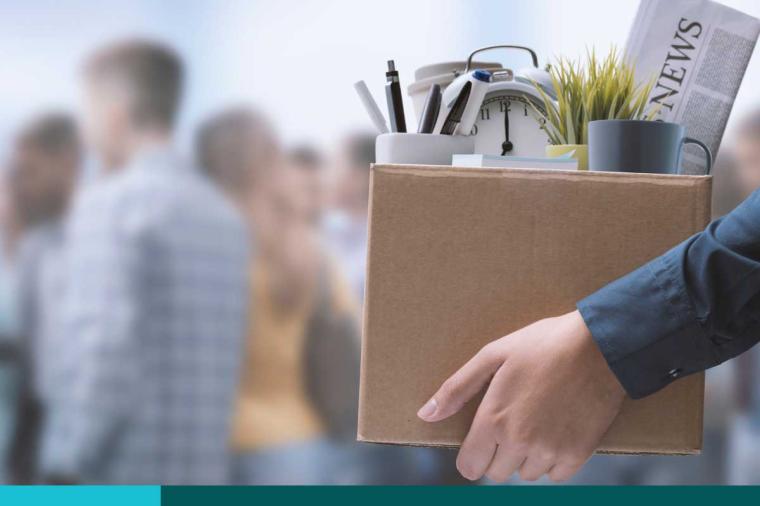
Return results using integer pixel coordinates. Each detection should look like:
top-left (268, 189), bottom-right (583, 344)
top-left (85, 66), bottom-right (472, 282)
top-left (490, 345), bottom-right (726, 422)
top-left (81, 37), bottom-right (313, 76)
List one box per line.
top-left (40, 40), bottom-right (249, 484)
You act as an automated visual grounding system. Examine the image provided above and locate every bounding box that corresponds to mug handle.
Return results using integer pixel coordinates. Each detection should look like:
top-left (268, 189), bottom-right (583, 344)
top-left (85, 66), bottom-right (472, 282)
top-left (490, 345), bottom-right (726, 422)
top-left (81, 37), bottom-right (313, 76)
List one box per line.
top-left (678, 137), bottom-right (713, 175)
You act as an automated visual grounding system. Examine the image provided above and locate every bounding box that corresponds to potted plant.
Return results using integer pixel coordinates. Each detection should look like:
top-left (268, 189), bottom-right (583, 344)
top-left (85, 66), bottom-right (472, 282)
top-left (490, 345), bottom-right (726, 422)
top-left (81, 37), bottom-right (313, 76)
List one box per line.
top-left (532, 48), bottom-right (657, 170)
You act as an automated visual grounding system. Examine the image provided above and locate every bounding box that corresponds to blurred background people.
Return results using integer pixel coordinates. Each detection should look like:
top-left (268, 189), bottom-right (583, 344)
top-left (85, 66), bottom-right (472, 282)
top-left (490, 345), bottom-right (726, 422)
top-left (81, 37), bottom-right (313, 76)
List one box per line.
top-left (733, 109), bottom-right (760, 196)
top-left (727, 108), bottom-right (760, 485)
top-left (0, 0), bottom-right (756, 486)
top-left (322, 133), bottom-right (375, 302)
top-left (0, 165), bottom-right (20, 483)
top-left (40, 40), bottom-right (249, 485)
top-left (4, 113), bottom-right (81, 484)
top-left (287, 146), bottom-right (328, 226)
top-left (197, 107), bottom-right (361, 485)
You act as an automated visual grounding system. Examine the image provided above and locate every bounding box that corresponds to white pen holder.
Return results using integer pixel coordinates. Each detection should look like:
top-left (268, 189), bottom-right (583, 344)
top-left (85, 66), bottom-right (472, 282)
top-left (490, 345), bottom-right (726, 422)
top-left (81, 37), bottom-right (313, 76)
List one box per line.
top-left (375, 133), bottom-right (475, 166)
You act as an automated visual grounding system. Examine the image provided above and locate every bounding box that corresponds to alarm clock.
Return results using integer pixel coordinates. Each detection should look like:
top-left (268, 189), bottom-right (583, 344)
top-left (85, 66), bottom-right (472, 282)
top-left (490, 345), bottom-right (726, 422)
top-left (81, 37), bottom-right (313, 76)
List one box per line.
top-left (442, 46), bottom-right (557, 157)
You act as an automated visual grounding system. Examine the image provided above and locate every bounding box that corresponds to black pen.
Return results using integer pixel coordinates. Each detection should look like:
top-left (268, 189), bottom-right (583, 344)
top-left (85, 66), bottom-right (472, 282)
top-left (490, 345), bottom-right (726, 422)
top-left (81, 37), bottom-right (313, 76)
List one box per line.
top-left (440, 81), bottom-right (471, 135)
top-left (385, 60), bottom-right (407, 133)
top-left (417, 84), bottom-right (441, 134)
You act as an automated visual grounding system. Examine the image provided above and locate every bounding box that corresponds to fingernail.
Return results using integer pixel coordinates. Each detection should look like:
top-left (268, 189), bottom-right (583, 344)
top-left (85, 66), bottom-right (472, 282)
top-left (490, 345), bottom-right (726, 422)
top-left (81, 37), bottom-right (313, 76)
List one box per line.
top-left (417, 398), bottom-right (438, 420)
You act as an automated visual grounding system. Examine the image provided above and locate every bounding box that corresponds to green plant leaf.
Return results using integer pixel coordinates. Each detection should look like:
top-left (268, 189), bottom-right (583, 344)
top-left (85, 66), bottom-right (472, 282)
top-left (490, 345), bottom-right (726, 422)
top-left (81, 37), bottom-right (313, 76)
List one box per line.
top-left (529, 46), bottom-right (661, 146)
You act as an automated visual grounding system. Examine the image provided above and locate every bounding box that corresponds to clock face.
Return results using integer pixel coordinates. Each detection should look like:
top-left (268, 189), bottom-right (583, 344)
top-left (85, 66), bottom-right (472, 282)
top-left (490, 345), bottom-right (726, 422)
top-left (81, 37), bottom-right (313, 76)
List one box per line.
top-left (469, 93), bottom-right (551, 157)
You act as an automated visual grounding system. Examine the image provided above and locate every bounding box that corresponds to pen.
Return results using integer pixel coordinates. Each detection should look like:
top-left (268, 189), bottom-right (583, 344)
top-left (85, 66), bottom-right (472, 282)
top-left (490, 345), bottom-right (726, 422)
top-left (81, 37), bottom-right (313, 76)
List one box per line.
top-left (354, 80), bottom-right (389, 134)
top-left (417, 84), bottom-right (441, 134)
top-left (385, 60), bottom-right (407, 133)
top-left (440, 81), bottom-right (471, 135)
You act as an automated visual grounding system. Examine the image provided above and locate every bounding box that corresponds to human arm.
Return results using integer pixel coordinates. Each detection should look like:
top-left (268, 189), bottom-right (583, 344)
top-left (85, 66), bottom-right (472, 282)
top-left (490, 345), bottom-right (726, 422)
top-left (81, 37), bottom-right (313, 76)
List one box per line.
top-left (578, 189), bottom-right (760, 398)
top-left (419, 188), bottom-right (760, 482)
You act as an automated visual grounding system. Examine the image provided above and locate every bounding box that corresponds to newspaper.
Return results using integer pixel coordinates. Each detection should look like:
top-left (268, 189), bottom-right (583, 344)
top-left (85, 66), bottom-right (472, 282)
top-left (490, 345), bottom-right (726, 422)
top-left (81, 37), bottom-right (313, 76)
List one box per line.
top-left (626, 0), bottom-right (760, 174)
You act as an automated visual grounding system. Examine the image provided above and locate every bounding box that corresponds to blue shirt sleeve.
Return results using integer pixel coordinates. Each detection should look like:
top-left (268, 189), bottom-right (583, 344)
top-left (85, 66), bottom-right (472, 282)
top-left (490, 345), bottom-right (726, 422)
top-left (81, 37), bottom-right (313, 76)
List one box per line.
top-left (577, 189), bottom-right (760, 399)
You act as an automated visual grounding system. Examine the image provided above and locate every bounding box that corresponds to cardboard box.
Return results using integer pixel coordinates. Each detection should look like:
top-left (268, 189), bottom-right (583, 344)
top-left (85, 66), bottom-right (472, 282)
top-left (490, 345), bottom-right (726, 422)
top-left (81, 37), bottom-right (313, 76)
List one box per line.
top-left (358, 164), bottom-right (712, 455)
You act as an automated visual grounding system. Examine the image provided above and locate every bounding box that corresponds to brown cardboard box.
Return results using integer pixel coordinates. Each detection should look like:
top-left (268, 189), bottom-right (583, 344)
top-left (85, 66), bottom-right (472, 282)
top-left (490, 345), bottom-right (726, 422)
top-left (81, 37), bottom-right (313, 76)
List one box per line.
top-left (358, 164), bottom-right (712, 455)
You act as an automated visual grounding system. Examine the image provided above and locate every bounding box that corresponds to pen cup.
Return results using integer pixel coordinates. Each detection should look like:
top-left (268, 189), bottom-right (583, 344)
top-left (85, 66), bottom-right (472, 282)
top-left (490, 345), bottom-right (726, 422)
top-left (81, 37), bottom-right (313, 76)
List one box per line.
top-left (375, 133), bottom-right (475, 165)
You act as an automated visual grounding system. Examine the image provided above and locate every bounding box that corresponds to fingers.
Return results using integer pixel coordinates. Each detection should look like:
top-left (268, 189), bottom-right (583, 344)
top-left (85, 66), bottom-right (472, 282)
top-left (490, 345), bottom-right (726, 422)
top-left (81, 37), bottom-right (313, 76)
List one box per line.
top-left (519, 454), bottom-right (555, 482)
top-left (456, 419), bottom-right (498, 481)
top-left (473, 444), bottom-right (586, 483)
top-left (485, 444), bottom-right (525, 482)
top-left (482, 442), bottom-right (587, 483)
top-left (548, 457), bottom-right (587, 483)
top-left (417, 342), bottom-right (504, 422)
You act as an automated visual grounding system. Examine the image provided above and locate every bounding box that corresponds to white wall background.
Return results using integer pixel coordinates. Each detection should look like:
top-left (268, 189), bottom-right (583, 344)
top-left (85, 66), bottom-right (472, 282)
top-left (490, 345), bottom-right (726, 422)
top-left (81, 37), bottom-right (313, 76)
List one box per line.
top-left (0, 0), bottom-right (757, 157)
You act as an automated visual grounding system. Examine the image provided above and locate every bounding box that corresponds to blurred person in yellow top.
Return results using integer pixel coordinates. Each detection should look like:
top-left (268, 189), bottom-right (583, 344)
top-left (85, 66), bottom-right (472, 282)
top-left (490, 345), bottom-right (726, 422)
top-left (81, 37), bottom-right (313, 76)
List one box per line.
top-left (196, 108), bottom-right (360, 485)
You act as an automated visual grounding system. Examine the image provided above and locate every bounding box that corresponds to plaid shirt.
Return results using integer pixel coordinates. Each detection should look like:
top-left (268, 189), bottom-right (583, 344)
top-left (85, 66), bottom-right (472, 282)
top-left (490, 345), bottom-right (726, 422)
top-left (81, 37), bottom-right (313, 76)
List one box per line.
top-left (42, 148), bottom-right (249, 484)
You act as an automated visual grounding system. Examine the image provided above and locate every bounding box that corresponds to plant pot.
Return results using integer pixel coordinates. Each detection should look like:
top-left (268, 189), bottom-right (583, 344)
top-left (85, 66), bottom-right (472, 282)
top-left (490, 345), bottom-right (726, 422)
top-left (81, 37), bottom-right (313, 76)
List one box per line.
top-left (546, 144), bottom-right (588, 171)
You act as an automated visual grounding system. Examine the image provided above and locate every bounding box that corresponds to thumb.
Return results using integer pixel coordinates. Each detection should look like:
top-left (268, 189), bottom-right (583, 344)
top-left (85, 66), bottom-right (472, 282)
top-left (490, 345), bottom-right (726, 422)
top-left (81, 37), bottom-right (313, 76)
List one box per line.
top-left (417, 342), bottom-right (504, 423)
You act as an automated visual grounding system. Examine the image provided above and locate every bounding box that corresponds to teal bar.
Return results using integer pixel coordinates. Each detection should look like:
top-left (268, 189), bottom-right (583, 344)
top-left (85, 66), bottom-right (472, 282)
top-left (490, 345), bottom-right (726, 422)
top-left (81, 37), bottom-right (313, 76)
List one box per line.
top-left (0, 486), bottom-right (160, 506)
top-left (162, 486), bottom-right (760, 506)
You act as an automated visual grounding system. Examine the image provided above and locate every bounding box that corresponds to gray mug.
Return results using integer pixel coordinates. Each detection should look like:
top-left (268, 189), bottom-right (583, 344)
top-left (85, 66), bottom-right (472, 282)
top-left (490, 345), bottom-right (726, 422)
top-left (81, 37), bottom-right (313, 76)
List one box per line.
top-left (588, 120), bottom-right (712, 175)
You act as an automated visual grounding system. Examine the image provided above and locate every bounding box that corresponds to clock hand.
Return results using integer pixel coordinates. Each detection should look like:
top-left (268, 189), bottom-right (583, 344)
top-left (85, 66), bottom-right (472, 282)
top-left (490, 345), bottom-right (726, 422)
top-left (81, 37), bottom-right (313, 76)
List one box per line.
top-left (501, 107), bottom-right (513, 155)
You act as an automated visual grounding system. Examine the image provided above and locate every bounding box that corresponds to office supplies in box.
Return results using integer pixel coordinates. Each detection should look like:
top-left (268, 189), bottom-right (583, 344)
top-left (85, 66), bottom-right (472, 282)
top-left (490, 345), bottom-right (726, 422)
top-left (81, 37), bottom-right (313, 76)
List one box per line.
top-left (358, 164), bottom-right (711, 455)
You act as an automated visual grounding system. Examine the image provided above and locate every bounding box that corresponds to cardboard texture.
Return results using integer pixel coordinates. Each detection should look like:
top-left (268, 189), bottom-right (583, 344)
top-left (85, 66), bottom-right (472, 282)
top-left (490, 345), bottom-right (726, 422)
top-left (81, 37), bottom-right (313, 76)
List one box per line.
top-left (358, 164), bottom-right (712, 455)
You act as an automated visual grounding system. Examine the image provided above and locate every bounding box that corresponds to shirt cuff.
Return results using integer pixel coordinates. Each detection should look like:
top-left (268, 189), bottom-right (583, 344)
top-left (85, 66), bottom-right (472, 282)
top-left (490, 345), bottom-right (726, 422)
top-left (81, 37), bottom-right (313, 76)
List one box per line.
top-left (577, 241), bottom-right (715, 399)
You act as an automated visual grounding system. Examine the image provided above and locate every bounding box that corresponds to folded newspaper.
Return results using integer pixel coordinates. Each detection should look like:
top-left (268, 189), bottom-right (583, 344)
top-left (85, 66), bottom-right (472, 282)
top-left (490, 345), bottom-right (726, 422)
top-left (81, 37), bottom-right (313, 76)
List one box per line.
top-left (626, 0), bottom-right (760, 174)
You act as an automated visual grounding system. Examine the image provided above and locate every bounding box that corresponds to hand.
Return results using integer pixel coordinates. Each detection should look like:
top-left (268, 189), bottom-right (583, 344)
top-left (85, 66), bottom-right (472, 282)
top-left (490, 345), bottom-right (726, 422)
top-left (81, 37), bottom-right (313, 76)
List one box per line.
top-left (417, 310), bottom-right (626, 483)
